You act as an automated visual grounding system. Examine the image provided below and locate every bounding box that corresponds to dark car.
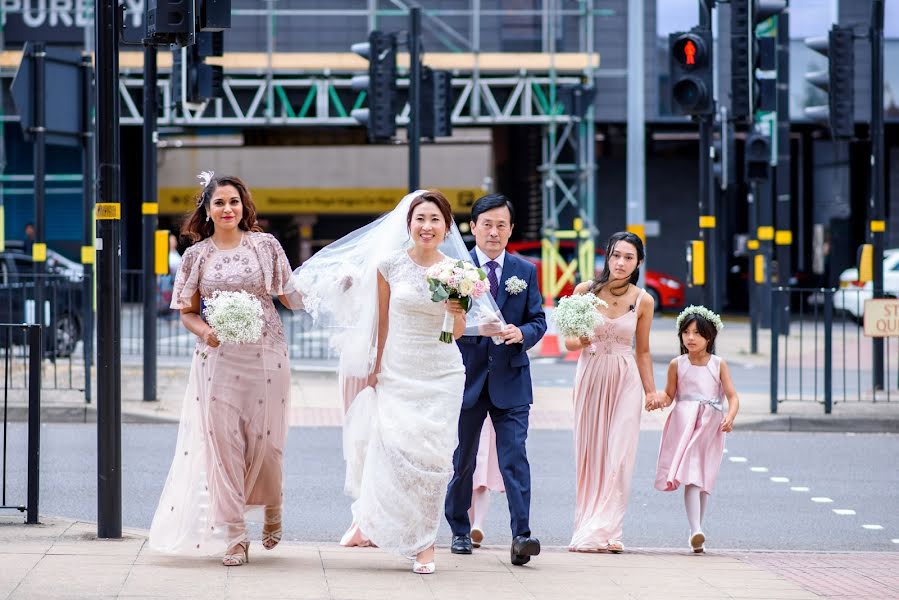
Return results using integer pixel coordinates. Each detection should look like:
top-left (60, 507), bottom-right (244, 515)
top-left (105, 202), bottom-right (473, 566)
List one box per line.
top-left (0, 249), bottom-right (84, 358)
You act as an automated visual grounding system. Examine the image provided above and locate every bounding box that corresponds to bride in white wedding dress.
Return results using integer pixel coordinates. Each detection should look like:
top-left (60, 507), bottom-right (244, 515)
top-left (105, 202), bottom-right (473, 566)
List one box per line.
top-left (293, 190), bottom-right (505, 574)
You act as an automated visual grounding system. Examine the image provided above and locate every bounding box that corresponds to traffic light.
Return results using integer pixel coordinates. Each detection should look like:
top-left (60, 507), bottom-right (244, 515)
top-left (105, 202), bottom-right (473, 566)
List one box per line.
top-left (173, 31), bottom-right (224, 107)
top-left (147, 0), bottom-right (194, 45)
top-left (421, 67), bottom-right (453, 139)
top-left (731, 0), bottom-right (787, 120)
top-left (351, 31), bottom-right (398, 142)
top-left (745, 132), bottom-right (771, 181)
top-left (669, 28), bottom-right (714, 116)
top-left (805, 25), bottom-right (855, 140)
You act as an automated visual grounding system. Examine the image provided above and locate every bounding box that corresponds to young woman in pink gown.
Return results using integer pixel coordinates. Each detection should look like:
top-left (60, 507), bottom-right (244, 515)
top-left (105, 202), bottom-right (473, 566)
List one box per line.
top-left (149, 175), bottom-right (298, 567)
top-left (564, 232), bottom-right (658, 553)
top-left (650, 306), bottom-right (740, 553)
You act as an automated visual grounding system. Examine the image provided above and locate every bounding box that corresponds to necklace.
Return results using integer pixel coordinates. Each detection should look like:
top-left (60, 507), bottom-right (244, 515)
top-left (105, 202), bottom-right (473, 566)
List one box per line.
top-left (605, 283), bottom-right (630, 306)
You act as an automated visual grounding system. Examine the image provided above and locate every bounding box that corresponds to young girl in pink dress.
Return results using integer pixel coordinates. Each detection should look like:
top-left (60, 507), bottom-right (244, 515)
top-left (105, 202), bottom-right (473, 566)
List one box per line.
top-left (469, 417), bottom-right (505, 547)
top-left (649, 306), bottom-right (740, 553)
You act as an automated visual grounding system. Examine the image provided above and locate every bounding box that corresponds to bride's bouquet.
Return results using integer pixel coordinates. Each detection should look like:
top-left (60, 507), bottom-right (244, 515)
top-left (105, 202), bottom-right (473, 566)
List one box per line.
top-left (552, 293), bottom-right (608, 355)
top-left (426, 259), bottom-right (489, 343)
top-left (202, 290), bottom-right (264, 345)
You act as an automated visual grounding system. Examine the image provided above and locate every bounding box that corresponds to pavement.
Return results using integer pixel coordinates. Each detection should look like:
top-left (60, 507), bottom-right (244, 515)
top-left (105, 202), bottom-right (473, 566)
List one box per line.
top-left (7, 315), bottom-right (899, 433)
top-left (2, 516), bottom-right (898, 599)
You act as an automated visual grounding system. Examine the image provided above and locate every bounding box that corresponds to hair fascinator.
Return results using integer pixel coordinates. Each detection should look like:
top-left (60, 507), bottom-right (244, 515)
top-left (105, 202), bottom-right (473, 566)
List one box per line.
top-left (196, 170), bottom-right (215, 206)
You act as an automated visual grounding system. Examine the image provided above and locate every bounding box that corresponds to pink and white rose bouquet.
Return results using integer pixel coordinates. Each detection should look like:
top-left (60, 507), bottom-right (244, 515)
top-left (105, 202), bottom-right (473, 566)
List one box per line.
top-left (426, 259), bottom-right (489, 343)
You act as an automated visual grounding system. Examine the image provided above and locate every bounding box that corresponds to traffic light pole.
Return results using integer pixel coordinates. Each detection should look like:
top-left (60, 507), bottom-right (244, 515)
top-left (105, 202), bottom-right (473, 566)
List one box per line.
top-left (95, 0), bottom-right (122, 540)
top-left (80, 52), bottom-right (94, 405)
top-left (698, 0), bottom-right (717, 312)
top-left (774, 9), bottom-right (790, 335)
top-left (142, 44), bottom-right (158, 402)
top-left (871, 0), bottom-right (885, 389)
top-left (31, 42), bottom-right (46, 337)
top-left (408, 7), bottom-right (421, 193)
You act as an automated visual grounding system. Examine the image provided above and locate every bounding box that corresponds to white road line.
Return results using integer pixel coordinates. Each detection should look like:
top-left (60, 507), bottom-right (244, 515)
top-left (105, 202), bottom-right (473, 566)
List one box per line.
top-left (891, 539), bottom-right (899, 544)
top-left (729, 456), bottom-right (747, 463)
top-left (811, 497), bottom-right (834, 503)
top-left (833, 509), bottom-right (856, 515)
top-left (790, 486), bottom-right (810, 492)
top-left (723, 448), bottom-right (729, 454)
top-left (770, 476), bottom-right (790, 483)
top-left (862, 524), bottom-right (884, 530)
top-left (750, 467), bottom-right (769, 473)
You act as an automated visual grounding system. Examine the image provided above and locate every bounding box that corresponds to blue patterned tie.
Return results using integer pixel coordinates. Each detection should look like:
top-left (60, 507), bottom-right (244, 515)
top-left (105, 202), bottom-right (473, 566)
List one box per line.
top-left (486, 261), bottom-right (499, 299)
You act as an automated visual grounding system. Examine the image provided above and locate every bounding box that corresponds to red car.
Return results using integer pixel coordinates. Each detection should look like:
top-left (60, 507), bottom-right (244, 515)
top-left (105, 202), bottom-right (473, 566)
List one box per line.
top-left (506, 240), bottom-right (686, 312)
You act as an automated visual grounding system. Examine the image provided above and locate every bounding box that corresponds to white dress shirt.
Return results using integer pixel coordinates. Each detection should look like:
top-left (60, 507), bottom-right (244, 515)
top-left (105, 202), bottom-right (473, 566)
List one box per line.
top-left (475, 247), bottom-right (506, 284)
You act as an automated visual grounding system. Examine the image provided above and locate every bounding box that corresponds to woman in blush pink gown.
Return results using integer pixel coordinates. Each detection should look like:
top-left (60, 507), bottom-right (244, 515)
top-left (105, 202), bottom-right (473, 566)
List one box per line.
top-left (149, 175), bottom-right (300, 567)
top-left (468, 416), bottom-right (505, 547)
top-left (564, 232), bottom-right (658, 554)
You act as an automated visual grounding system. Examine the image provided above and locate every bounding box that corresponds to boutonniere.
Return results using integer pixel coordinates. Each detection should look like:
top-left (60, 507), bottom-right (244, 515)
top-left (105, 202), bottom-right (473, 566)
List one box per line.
top-left (505, 276), bottom-right (527, 295)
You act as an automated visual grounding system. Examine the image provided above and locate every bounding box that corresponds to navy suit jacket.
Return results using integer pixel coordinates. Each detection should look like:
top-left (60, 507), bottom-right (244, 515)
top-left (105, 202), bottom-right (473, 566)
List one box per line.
top-left (456, 249), bottom-right (547, 410)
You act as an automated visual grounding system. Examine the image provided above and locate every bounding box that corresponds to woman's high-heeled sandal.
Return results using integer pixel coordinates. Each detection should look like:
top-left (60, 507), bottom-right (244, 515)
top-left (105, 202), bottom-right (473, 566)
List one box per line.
top-left (607, 540), bottom-right (624, 553)
top-left (222, 541), bottom-right (249, 566)
top-left (412, 561), bottom-right (436, 574)
top-left (262, 506), bottom-right (283, 550)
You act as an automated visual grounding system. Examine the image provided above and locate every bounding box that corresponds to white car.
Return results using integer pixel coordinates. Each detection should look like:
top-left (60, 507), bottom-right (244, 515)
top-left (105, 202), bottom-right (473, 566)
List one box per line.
top-left (833, 249), bottom-right (899, 319)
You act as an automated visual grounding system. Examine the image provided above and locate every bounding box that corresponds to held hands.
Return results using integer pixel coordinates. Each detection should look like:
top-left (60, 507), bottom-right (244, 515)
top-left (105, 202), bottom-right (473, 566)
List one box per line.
top-left (645, 391), bottom-right (672, 412)
top-left (721, 414), bottom-right (735, 433)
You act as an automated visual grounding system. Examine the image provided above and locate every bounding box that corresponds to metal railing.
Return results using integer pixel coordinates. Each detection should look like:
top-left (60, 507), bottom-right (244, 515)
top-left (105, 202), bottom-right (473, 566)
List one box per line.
top-left (120, 270), bottom-right (338, 360)
top-left (770, 287), bottom-right (899, 413)
top-left (1, 324), bottom-right (41, 524)
top-left (0, 273), bottom-right (87, 393)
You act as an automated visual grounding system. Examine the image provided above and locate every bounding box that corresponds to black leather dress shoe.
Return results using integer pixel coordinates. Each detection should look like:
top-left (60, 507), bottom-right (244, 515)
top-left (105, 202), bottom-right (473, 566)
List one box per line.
top-left (451, 534), bottom-right (473, 554)
top-left (510, 535), bottom-right (541, 566)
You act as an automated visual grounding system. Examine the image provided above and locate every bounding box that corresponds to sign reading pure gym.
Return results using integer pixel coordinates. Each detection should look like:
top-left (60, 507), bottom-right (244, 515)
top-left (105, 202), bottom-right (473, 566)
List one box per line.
top-left (863, 299), bottom-right (899, 338)
top-left (1, 1), bottom-right (143, 44)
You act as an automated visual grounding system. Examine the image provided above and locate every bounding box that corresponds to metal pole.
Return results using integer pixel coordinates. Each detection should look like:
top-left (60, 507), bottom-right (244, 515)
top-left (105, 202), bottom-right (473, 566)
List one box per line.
top-left (871, 0), bottom-right (884, 389)
top-left (748, 182), bottom-right (758, 354)
top-left (32, 43), bottom-right (47, 338)
top-left (698, 1), bottom-right (716, 311)
top-left (95, 0), bottom-right (122, 540)
top-left (142, 45), bottom-right (158, 402)
top-left (408, 6), bottom-right (421, 192)
top-left (26, 325), bottom-right (41, 524)
top-left (81, 53), bottom-right (94, 405)
top-left (823, 289), bottom-right (833, 414)
top-left (770, 288), bottom-right (779, 413)
top-left (774, 8), bottom-right (791, 334)
top-left (626, 0), bottom-right (645, 287)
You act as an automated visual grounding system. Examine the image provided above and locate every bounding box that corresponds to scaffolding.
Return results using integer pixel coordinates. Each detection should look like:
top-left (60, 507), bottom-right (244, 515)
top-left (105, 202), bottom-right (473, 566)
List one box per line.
top-left (0, 1), bottom-right (605, 302)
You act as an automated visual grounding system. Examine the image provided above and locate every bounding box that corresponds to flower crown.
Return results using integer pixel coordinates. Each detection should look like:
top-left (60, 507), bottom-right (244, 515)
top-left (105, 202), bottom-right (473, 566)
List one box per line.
top-left (676, 305), bottom-right (724, 332)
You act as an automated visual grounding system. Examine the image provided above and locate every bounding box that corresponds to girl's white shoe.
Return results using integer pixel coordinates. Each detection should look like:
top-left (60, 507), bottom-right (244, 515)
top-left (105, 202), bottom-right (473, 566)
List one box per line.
top-left (412, 561), bottom-right (436, 574)
top-left (689, 532), bottom-right (706, 553)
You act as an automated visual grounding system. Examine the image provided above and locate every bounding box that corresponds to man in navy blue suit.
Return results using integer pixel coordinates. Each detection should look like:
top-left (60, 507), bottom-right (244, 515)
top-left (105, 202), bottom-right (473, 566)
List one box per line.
top-left (445, 194), bottom-right (547, 566)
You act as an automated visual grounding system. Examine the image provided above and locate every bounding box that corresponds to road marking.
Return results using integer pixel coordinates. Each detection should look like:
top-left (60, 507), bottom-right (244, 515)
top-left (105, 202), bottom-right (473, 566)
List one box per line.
top-left (729, 456), bottom-right (747, 463)
top-left (862, 524), bottom-right (884, 530)
top-left (723, 448), bottom-right (729, 454)
top-left (811, 497), bottom-right (834, 503)
top-left (750, 467), bottom-right (769, 473)
top-left (790, 486), bottom-right (810, 492)
top-left (833, 509), bottom-right (856, 515)
top-left (770, 476), bottom-right (789, 483)
top-left (891, 539), bottom-right (899, 544)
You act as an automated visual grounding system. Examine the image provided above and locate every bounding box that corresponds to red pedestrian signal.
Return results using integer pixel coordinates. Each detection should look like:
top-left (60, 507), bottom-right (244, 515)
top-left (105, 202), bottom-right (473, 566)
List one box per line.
top-left (684, 40), bottom-right (696, 65)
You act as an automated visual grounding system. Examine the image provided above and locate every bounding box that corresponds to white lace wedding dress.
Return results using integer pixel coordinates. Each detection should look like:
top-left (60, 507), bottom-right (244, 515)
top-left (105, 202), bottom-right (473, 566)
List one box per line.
top-left (342, 248), bottom-right (465, 558)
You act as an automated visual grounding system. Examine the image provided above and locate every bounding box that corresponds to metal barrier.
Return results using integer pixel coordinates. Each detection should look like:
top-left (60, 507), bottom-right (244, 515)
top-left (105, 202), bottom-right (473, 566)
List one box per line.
top-left (120, 270), bottom-right (338, 360)
top-left (770, 287), bottom-right (899, 413)
top-left (0, 273), bottom-right (87, 393)
top-left (1, 324), bottom-right (41, 523)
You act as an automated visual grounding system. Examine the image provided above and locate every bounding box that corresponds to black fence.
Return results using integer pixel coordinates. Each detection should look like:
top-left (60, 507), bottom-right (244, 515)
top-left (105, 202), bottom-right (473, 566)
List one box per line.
top-left (770, 287), bottom-right (899, 413)
top-left (0, 273), bottom-right (88, 395)
top-left (1, 324), bottom-right (41, 524)
top-left (120, 270), bottom-right (337, 360)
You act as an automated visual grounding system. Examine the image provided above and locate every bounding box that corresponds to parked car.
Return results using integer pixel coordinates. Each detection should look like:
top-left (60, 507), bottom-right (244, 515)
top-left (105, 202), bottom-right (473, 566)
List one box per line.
top-left (0, 249), bottom-right (84, 357)
top-left (833, 249), bottom-right (899, 320)
top-left (506, 240), bottom-right (686, 311)
top-left (3, 240), bottom-right (85, 282)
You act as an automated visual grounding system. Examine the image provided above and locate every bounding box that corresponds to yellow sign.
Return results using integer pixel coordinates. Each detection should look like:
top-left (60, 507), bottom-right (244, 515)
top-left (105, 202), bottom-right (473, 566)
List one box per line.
top-left (81, 246), bottom-right (94, 265)
top-left (32, 243), bottom-right (47, 262)
top-left (699, 215), bottom-right (716, 229)
top-left (863, 299), bottom-right (899, 337)
top-left (757, 226), bottom-right (774, 240)
top-left (155, 230), bottom-right (170, 275)
top-left (142, 202), bottom-right (159, 215)
top-left (775, 230), bottom-right (793, 245)
top-left (96, 203), bottom-right (121, 220)
top-left (158, 187), bottom-right (483, 216)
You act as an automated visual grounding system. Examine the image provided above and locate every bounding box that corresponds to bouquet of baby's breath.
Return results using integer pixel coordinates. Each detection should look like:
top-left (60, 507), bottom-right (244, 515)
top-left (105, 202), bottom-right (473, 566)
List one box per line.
top-left (202, 290), bottom-right (264, 345)
top-left (552, 293), bottom-right (608, 355)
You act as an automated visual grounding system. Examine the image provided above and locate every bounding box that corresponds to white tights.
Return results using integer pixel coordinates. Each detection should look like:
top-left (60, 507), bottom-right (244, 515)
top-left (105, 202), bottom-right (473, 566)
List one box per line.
top-left (683, 484), bottom-right (709, 535)
top-left (469, 487), bottom-right (492, 530)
